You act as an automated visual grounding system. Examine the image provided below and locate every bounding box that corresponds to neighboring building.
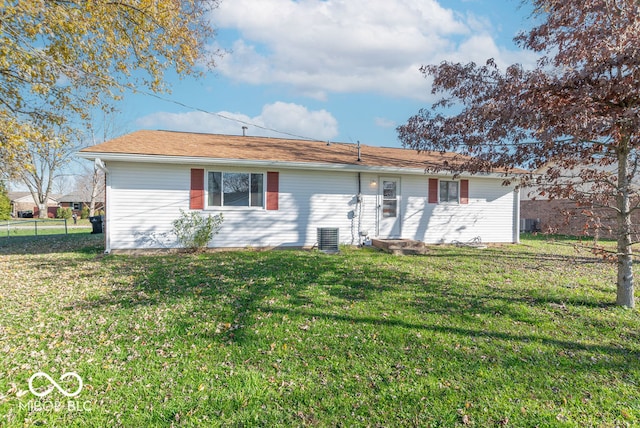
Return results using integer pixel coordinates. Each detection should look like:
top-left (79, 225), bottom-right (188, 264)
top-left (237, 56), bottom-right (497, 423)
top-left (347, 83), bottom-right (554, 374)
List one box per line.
top-left (520, 198), bottom-right (610, 236)
top-left (8, 192), bottom-right (59, 218)
top-left (520, 163), bottom-right (640, 237)
top-left (58, 192), bottom-right (105, 214)
top-left (78, 130), bottom-right (521, 252)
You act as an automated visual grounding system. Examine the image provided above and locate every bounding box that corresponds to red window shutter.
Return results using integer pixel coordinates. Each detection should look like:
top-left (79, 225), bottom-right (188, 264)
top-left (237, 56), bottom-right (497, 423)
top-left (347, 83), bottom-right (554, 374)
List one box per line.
top-left (428, 178), bottom-right (438, 204)
top-left (190, 168), bottom-right (205, 210)
top-left (460, 179), bottom-right (469, 204)
top-left (266, 171), bottom-right (279, 210)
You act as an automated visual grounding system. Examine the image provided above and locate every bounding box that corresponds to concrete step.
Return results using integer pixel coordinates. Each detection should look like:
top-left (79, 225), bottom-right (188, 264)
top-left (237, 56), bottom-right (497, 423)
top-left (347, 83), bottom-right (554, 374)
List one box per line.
top-left (371, 239), bottom-right (429, 256)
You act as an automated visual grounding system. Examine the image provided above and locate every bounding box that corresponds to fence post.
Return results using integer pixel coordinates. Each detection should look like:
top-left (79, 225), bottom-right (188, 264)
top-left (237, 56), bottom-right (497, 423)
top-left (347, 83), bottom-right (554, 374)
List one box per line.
top-left (34, 220), bottom-right (38, 236)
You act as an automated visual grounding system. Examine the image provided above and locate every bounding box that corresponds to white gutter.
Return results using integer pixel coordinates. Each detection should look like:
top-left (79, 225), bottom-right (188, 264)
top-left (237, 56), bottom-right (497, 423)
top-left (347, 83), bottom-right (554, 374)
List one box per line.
top-left (77, 152), bottom-right (513, 179)
top-left (94, 157), bottom-right (109, 174)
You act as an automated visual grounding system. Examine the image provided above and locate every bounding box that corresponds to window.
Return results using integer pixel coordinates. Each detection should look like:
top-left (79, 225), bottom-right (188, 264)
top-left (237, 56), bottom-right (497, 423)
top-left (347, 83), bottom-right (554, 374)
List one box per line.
top-left (439, 180), bottom-right (459, 203)
top-left (207, 171), bottom-right (264, 207)
top-left (382, 180), bottom-right (398, 217)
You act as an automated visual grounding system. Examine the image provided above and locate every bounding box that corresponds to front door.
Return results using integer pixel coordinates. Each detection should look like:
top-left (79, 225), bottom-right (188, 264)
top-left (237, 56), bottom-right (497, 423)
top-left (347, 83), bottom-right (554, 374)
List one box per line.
top-left (379, 177), bottom-right (401, 238)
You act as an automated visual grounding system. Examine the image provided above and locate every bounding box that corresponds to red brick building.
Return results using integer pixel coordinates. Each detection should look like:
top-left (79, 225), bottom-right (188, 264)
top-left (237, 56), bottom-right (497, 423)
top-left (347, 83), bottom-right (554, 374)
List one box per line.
top-left (520, 198), bottom-right (640, 238)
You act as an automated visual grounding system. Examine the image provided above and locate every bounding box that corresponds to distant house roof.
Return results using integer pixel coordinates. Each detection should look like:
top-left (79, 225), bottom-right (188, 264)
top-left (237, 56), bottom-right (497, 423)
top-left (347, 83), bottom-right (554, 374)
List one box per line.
top-left (8, 191), bottom-right (31, 202)
top-left (8, 192), bottom-right (61, 203)
top-left (57, 192), bottom-right (105, 204)
top-left (78, 130), bottom-right (515, 175)
top-left (58, 193), bottom-right (85, 203)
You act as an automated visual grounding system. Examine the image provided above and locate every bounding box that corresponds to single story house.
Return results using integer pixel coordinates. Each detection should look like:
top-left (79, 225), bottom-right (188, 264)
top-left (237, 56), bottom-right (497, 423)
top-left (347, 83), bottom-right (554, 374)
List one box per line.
top-left (8, 192), bottom-right (59, 218)
top-left (58, 192), bottom-right (105, 214)
top-left (77, 130), bottom-right (521, 252)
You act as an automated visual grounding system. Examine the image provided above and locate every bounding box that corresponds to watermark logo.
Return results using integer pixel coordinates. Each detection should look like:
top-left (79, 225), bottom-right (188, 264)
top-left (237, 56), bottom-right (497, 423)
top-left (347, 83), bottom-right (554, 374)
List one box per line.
top-left (28, 372), bottom-right (83, 398)
top-left (20, 371), bottom-right (91, 413)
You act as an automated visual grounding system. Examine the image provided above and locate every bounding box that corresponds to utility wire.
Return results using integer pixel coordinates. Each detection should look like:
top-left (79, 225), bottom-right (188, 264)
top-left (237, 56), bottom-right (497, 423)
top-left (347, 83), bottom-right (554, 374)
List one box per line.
top-left (3, 22), bottom-right (328, 143)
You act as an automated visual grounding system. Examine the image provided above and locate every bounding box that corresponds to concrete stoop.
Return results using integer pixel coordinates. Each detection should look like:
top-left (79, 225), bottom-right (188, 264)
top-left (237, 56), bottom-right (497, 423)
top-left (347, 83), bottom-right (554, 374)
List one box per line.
top-left (371, 239), bottom-right (429, 256)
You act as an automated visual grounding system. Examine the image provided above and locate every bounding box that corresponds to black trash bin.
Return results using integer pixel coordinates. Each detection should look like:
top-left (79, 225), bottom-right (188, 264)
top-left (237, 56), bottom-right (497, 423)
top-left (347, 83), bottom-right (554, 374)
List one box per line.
top-left (89, 215), bottom-right (104, 234)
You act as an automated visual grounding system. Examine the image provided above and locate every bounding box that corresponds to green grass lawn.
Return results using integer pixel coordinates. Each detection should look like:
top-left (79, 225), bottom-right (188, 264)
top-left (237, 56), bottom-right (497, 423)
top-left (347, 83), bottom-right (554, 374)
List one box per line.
top-left (0, 219), bottom-right (92, 238)
top-left (0, 234), bottom-right (639, 426)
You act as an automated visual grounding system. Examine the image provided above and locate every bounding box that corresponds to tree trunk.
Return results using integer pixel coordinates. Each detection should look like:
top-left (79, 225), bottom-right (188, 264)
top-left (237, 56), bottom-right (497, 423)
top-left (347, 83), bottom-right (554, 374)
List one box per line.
top-left (89, 168), bottom-right (99, 217)
top-left (38, 202), bottom-right (48, 219)
top-left (616, 141), bottom-right (635, 308)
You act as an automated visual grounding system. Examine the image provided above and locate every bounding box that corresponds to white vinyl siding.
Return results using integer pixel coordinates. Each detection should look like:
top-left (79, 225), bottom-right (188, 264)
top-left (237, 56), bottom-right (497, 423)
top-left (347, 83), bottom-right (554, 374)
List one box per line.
top-left (402, 176), bottom-right (516, 244)
top-left (104, 162), bottom-right (517, 250)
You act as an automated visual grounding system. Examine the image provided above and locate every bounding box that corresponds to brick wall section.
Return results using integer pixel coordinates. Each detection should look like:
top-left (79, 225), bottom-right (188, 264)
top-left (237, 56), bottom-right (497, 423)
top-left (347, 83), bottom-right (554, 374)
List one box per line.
top-left (520, 199), bottom-right (640, 237)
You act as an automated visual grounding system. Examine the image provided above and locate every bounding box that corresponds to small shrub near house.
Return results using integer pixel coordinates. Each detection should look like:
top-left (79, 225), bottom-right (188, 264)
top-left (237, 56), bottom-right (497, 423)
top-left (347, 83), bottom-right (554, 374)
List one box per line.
top-left (56, 207), bottom-right (72, 219)
top-left (172, 209), bottom-right (223, 251)
top-left (81, 206), bottom-right (89, 219)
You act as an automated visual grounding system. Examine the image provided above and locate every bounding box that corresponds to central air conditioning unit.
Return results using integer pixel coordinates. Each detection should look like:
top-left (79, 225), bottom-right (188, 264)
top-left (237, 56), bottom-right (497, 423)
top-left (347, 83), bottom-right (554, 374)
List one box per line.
top-left (317, 227), bottom-right (339, 253)
top-left (520, 218), bottom-right (541, 233)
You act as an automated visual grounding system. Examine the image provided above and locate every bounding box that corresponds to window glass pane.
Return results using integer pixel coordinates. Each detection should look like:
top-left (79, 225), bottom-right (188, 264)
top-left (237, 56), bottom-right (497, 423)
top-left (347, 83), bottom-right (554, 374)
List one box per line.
top-left (382, 200), bottom-right (397, 217)
top-left (224, 172), bottom-right (250, 206)
top-left (208, 172), bottom-right (222, 206)
top-left (250, 174), bottom-right (263, 207)
top-left (448, 182), bottom-right (458, 200)
top-left (383, 181), bottom-right (396, 198)
top-left (439, 181), bottom-right (448, 202)
top-left (439, 180), bottom-right (459, 203)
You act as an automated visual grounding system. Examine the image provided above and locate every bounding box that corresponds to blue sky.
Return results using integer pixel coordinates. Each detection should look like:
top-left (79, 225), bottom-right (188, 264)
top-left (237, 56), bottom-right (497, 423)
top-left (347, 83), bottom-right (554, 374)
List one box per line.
top-left (119, 0), bottom-right (538, 148)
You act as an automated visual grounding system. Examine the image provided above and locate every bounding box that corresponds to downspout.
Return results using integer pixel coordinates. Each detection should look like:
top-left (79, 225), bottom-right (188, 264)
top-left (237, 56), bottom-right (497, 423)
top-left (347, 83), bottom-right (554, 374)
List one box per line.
top-left (94, 158), bottom-right (111, 254)
top-left (357, 172), bottom-right (364, 245)
top-left (513, 187), bottom-right (520, 244)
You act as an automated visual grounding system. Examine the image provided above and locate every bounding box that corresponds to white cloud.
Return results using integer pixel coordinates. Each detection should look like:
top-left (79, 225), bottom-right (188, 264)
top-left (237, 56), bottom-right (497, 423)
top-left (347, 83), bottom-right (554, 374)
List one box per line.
top-left (210, 0), bottom-right (536, 100)
top-left (135, 102), bottom-right (339, 141)
top-left (374, 117), bottom-right (396, 128)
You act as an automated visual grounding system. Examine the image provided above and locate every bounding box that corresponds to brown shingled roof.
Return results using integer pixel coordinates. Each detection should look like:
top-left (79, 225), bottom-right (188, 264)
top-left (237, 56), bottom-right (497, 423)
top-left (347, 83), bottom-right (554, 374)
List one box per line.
top-left (79, 130), bottom-right (471, 171)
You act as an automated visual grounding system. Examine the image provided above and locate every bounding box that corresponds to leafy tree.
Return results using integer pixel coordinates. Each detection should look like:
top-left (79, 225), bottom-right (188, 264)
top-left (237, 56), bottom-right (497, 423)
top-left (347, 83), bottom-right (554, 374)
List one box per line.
top-left (0, 182), bottom-right (10, 220)
top-left (0, 0), bottom-right (218, 173)
top-left (398, 0), bottom-right (640, 307)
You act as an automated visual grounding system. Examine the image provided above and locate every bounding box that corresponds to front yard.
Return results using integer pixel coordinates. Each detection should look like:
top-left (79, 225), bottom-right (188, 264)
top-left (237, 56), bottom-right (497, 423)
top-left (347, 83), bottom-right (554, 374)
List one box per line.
top-left (0, 234), bottom-right (639, 426)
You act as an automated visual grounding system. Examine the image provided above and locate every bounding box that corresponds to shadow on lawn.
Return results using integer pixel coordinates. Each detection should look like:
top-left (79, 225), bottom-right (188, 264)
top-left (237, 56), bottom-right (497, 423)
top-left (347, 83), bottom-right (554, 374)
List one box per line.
top-left (0, 233), bottom-right (104, 255)
top-left (66, 247), bottom-right (640, 374)
top-left (427, 245), bottom-right (608, 265)
top-left (260, 305), bottom-right (638, 360)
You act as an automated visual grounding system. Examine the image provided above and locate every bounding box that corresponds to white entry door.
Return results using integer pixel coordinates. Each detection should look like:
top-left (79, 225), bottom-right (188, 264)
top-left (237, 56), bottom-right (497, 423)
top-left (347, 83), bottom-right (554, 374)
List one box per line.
top-left (379, 177), bottom-right (401, 238)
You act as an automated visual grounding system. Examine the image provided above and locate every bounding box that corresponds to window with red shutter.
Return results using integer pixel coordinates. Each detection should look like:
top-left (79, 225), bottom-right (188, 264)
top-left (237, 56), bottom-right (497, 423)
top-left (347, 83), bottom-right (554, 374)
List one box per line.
top-left (190, 168), bottom-right (204, 210)
top-left (460, 179), bottom-right (469, 204)
top-left (428, 178), bottom-right (438, 204)
top-left (266, 172), bottom-right (279, 210)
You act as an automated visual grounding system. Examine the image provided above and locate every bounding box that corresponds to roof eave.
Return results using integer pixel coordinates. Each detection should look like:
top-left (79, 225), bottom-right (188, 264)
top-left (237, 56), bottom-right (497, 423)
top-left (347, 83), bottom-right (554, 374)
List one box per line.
top-left (76, 151), bottom-right (511, 179)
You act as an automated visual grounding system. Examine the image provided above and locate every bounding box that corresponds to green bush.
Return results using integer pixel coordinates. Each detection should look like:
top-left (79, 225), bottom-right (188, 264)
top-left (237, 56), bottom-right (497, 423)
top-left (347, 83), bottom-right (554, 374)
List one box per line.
top-left (172, 209), bottom-right (223, 252)
top-left (0, 187), bottom-right (10, 220)
top-left (56, 207), bottom-right (72, 219)
top-left (81, 206), bottom-right (89, 219)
